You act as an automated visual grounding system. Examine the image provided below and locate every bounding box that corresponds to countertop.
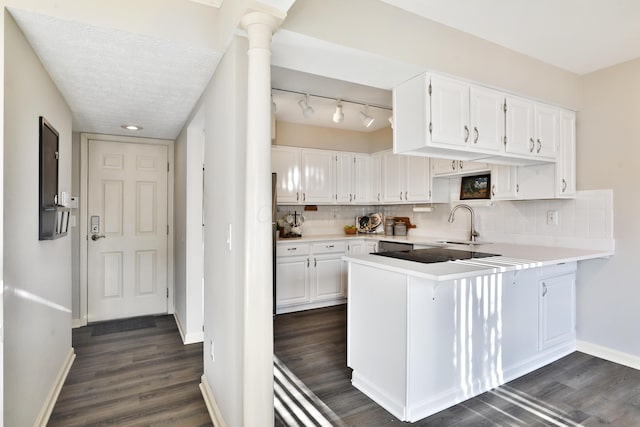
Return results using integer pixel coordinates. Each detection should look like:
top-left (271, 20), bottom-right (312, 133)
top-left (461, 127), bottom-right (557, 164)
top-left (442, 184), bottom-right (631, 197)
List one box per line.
top-left (276, 233), bottom-right (613, 282)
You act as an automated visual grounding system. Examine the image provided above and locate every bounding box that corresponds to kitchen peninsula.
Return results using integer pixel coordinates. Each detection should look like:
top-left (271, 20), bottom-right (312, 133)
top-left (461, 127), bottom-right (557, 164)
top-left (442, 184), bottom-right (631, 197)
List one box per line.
top-left (343, 243), bottom-right (611, 423)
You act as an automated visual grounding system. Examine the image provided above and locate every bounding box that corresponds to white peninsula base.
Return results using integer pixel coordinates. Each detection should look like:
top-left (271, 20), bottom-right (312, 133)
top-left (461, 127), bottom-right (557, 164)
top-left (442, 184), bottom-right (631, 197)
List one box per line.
top-left (346, 260), bottom-right (577, 423)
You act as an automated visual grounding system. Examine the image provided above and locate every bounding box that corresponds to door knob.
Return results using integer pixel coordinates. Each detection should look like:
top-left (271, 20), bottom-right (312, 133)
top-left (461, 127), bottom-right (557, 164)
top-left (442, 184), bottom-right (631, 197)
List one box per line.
top-left (91, 234), bottom-right (106, 241)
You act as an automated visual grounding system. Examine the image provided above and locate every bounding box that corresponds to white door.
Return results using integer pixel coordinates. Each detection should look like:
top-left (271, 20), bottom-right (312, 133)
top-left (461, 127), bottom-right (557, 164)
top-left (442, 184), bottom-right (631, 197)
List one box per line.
top-left (470, 85), bottom-right (504, 152)
top-left (88, 140), bottom-right (168, 321)
top-left (430, 76), bottom-right (470, 147)
top-left (405, 156), bottom-right (430, 202)
top-left (301, 149), bottom-right (335, 203)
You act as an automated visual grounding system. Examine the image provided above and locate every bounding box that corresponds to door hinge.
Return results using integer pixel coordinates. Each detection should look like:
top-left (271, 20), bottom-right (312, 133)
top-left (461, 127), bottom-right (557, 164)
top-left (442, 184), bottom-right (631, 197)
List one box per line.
top-left (166, 288), bottom-right (169, 298)
top-left (503, 100), bottom-right (507, 113)
top-left (429, 122), bottom-right (433, 134)
top-left (428, 82), bottom-right (432, 96)
top-left (167, 224), bottom-right (169, 235)
top-left (167, 162), bottom-right (170, 172)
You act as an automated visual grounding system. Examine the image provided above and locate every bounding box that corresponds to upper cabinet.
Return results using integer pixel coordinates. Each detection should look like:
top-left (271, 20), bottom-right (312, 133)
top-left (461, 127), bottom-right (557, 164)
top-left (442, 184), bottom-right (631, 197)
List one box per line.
top-left (393, 72), bottom-right (570, 166)
top-left (301, 149), bottom-right (335, 204)
top-left (557, 110), bottom-right (576, 197)
top-left (272, 146), bottom-right (303, 204)
top-left (380, 150), bottom-right (431, 203)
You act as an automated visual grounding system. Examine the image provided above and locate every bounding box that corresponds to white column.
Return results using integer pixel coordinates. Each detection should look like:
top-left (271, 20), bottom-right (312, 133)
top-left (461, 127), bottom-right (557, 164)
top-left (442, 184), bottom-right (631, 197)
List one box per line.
top-left (240, 11), bottom-right (278, 427)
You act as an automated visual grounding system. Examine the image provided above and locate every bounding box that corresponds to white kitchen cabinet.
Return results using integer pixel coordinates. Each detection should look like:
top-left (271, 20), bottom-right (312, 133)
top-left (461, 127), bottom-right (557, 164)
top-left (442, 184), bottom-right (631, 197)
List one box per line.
top-left (272, 146), bottom-right (302, 204)
top-left (469, 85), bottom-right (505, 152)
top-left (371, 151), bottom-right (383, 203)
top-left (276, 240), bottom-right (347, 314)
top-left (365, 241), bottom-right (378, 253)
top-left (381, 150), bottom-right (431, 203)
top-left (346, 239), bottom-right (364, 255)
top-left (353, 154), bottom-right (373, 203)
top-left (301, 149), bottom-right (335, 204)
top-left (335, 152), bottom-right (353, 203)
top-left (539, 268), bottom-right (576, 351)
top-left (336, 152), bottom-right (374, 204)
top-left (490, 164), bottom-right (519, 200)
top-left (556, 110), bottom-right (576, 197)
top-left (431, 158), bottom-right (489, 177)
top-left (505, 96), bottom-right (559, 161)
top-left (430, 75), bottom-right (470, 148)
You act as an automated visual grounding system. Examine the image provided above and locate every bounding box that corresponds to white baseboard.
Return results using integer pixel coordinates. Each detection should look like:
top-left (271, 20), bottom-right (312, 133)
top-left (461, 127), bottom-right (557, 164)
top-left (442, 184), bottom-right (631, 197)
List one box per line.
top-left (200, 374), bottom-right (227, 427)
top-left (71, 318), bottom-right (85, 329)
top-left (36, 347), bottom-right (76, 427)
top-left (173, 312), bottom-right (204, 344)
top-left (577, 340), bottom-right (640, 370)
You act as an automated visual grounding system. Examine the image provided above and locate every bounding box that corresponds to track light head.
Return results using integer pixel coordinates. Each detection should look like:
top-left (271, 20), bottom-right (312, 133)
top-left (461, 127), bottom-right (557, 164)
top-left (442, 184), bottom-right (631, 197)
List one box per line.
top-left (298, 94), bottom-right (314, 118)
top-left (332, 101), bottom-right (344, 123)
top-left (359, 106), bottom-right (375, 128)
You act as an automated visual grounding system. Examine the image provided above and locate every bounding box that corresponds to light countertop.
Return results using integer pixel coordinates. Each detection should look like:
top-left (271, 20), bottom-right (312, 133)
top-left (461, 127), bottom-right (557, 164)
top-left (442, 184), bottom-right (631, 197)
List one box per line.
top-left (276, 233), bottom-right (613, 281)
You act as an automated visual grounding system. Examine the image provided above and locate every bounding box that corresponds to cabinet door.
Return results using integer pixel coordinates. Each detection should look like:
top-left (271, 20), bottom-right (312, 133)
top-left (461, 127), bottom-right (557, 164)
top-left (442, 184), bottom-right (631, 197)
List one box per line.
top-left (371, 152), bottom-right (383, 204)
top-left (353, 154), bottom-right (373, 203)
top-left (381, 151), bottom-right (404, 203)
top-left (557, 110), bottom-right (576, 197)
top-left (490, 164), bottom-right (519, 200)
top-left (347, 240), bottom-right (365, 255)
top-left (405, 156), bottom-right (430, 202)
top-left (272, 146), bottom-right (301, 204)
top-left (431, 158), bottom-right (459, 176)
top-left (312, 254), bottom-right (345, 301)
top-left (430, 76), bottom-right (470, 147)
top-left (365, 241), bottom-right (378, 254)
top-left (505, 96), bottom-right (535, 156)
top-left (301, 149), bottom-right (335, 204)
top-left (539, 273), bottom-right (576, 350)
top-left (457, 160), bottom-right (489, 174)
top-left (470, 86), bottom-right (504, 152)
top-left (534, 103), bottom-right (559, 159)
top-left (276, 255), bottom-right (309, 307)
top-left (335, 152), bottom-right (353, 203)
top-left (501, 269), bottom-right (539, 367)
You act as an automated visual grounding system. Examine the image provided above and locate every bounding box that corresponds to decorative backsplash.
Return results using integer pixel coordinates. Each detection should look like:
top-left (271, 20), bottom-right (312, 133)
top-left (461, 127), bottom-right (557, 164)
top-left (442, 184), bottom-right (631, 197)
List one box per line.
top-left (277, 189), bottom-right (614, 251)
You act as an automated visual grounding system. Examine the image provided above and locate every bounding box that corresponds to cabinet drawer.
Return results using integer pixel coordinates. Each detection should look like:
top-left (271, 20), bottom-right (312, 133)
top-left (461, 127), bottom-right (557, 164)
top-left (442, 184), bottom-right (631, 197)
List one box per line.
top-left (277, 243), bottom-right (311, 257)
top-left (312, 241), bottom-right (347, 254)
top-left (539, 261), bottom-right (576, 278)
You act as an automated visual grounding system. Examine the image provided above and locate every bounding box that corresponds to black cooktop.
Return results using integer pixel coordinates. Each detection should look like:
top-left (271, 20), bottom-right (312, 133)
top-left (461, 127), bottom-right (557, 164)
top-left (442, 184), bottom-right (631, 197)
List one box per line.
top-left (374, 248), bottom-right (499, 264)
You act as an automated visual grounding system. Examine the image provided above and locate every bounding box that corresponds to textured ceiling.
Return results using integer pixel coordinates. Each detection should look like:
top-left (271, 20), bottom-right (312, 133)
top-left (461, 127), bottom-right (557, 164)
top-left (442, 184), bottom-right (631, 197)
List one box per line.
top-left (380, 0), bottom-right (640, 75)
top-left (9, 8), bottom-right (221, 140)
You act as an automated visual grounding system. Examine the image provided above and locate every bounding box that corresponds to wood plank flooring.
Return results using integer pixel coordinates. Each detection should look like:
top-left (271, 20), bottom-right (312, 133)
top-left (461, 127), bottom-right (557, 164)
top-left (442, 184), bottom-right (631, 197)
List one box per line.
top-left (48, 315), bottom-right (212, 427)
top-left (274, 305), bottom-right (640, 426)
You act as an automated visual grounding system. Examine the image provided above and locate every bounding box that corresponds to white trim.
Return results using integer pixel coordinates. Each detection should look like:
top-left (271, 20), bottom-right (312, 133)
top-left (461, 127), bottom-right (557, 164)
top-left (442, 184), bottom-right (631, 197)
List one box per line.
top-left (577, 340), bottom-right (640, 371)
top-left (199, 374), bottom-right (228, 427)
top-left (35, 348), bottom-right (76, 427)
top-left (79, 133), bottom-right (175, 324)
top-left (71, 318), bottom-right (84, 329)
top-left (173, 311), bottom-right (204, 344)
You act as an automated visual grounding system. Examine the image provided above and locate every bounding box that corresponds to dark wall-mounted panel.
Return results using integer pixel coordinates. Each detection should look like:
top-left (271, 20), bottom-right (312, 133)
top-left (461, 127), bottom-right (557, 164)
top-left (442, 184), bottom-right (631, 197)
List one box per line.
top-left (39, 116), bottom-right (67, 240)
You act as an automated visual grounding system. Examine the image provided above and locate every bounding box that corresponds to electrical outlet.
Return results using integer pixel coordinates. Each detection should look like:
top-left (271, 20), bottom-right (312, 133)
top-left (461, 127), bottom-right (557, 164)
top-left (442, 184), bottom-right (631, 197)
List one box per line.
top-left (546, 210), bottom-right (559, 225)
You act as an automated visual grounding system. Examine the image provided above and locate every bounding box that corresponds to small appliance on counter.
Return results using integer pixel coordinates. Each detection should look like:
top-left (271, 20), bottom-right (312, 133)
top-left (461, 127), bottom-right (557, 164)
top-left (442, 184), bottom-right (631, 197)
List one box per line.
top-left (278, 211), bottom-right (304, 238)
top-left (356, 213), bottom-right (384, 234)
top-left (384, 216), bottom-right (416, 236)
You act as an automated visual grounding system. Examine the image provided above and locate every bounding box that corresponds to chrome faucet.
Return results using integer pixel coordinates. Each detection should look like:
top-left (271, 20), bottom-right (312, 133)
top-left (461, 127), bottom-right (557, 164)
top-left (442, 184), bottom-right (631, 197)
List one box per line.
top-left (448, 204), bottom-right (479, 242)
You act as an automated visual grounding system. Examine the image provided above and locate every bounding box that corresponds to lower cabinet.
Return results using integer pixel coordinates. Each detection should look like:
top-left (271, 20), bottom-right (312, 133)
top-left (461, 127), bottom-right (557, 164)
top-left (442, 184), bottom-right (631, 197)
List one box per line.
top-left (539, 267), bottom-right (576, 350)
top-left (276, 241), bottom-right (347, 314)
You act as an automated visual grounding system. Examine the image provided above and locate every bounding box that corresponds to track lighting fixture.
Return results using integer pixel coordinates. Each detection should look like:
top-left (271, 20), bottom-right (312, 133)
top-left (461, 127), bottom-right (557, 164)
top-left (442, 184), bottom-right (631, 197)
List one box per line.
top-left (359, 105), bottom-right (375, 128)
top-left (332, 100), bottom-right (344, 123)
top-left (298, 94), bottom-right (314, 118)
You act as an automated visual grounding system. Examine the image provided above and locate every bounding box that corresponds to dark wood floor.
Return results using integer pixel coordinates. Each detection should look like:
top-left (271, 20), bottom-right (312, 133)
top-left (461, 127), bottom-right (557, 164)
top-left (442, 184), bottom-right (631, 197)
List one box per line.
top-left (274, 305), bottom-right (640, 426)
top-left (48, 315), bottom-right (212, 427)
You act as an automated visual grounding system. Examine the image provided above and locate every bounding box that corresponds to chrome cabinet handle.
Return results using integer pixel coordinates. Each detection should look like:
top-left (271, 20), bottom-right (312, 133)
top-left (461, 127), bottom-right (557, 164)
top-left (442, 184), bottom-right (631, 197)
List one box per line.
top-left (464, 125), bottom-right (470, 142)
top-left (542, 283), bottom-right (548, 297)
top-left (459, 161), bottom-right (463, 170)
top-left (349, 194), bottom-right (352, 202)
top-left (404, 191), bottom-right (408, 200)
top-left (473, 127), bottom-right (479, 143)
top-left (536, 139), bottom-right (542, 153)
top-left (306, 258), bottom-right (309, 268)
top-left (303, 193), bottom-right (306, 202)
top-left (399, 192), bottom-right (403, 200)
top-left (377, 193), bottom-right (381, 202)
top-left (562, 179), bottom-right (567, 192)
top-left (492, 184), bottom-right (496, 197)
top-left (91, 234), bottom-right (106, 241)
top-left (529, 138), bottom-right (535, 152)
top-left (516, 184), bottom-right (520, 193)
top-left (451, 160), bottom-right (456, 171)
top-left (296, 192), bottom-right (299, 201)
top-left (326, 244), bottom-right (334, 248)
top-left (287, 247), bottom-right (297, 251)
top-left (314, 258), bottom-right (317, 267)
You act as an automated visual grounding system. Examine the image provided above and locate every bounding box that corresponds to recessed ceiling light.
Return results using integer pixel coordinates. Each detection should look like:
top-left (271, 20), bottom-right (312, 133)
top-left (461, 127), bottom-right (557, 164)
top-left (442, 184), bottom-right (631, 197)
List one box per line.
top-left (121, 124), bottom-right (143, 131)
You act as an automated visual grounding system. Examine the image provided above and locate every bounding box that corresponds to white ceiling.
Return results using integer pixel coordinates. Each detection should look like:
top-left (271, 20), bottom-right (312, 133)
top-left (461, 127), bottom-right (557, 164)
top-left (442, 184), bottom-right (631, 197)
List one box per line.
top-left (380, 0), bottom-right (640, 75)
top-left (9, 8), bottom-right (221, 140)
top-left (9, 1), bottom-right (640, 140)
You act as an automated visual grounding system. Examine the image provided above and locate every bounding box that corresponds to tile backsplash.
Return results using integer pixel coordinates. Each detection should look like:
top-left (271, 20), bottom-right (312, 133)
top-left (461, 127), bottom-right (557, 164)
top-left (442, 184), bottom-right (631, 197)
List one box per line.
top-left (277, 189), bottom-right (614, 251)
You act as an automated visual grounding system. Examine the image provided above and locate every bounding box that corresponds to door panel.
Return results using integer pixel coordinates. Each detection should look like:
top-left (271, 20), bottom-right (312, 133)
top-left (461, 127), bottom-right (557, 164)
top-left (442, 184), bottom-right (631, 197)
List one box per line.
top-left (88, 140), bottom-right (168, 322)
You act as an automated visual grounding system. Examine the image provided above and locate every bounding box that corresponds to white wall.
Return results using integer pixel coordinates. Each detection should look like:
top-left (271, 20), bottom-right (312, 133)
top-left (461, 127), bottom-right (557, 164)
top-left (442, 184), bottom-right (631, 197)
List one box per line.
top-left (3, 11), bottom-right (73, 426)
top-left (174, 109), bottom-right (204, 343)
top-left (198, 35), bottom-right (249, 426)
top-left (575, 58), bottom-right (640, 358)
